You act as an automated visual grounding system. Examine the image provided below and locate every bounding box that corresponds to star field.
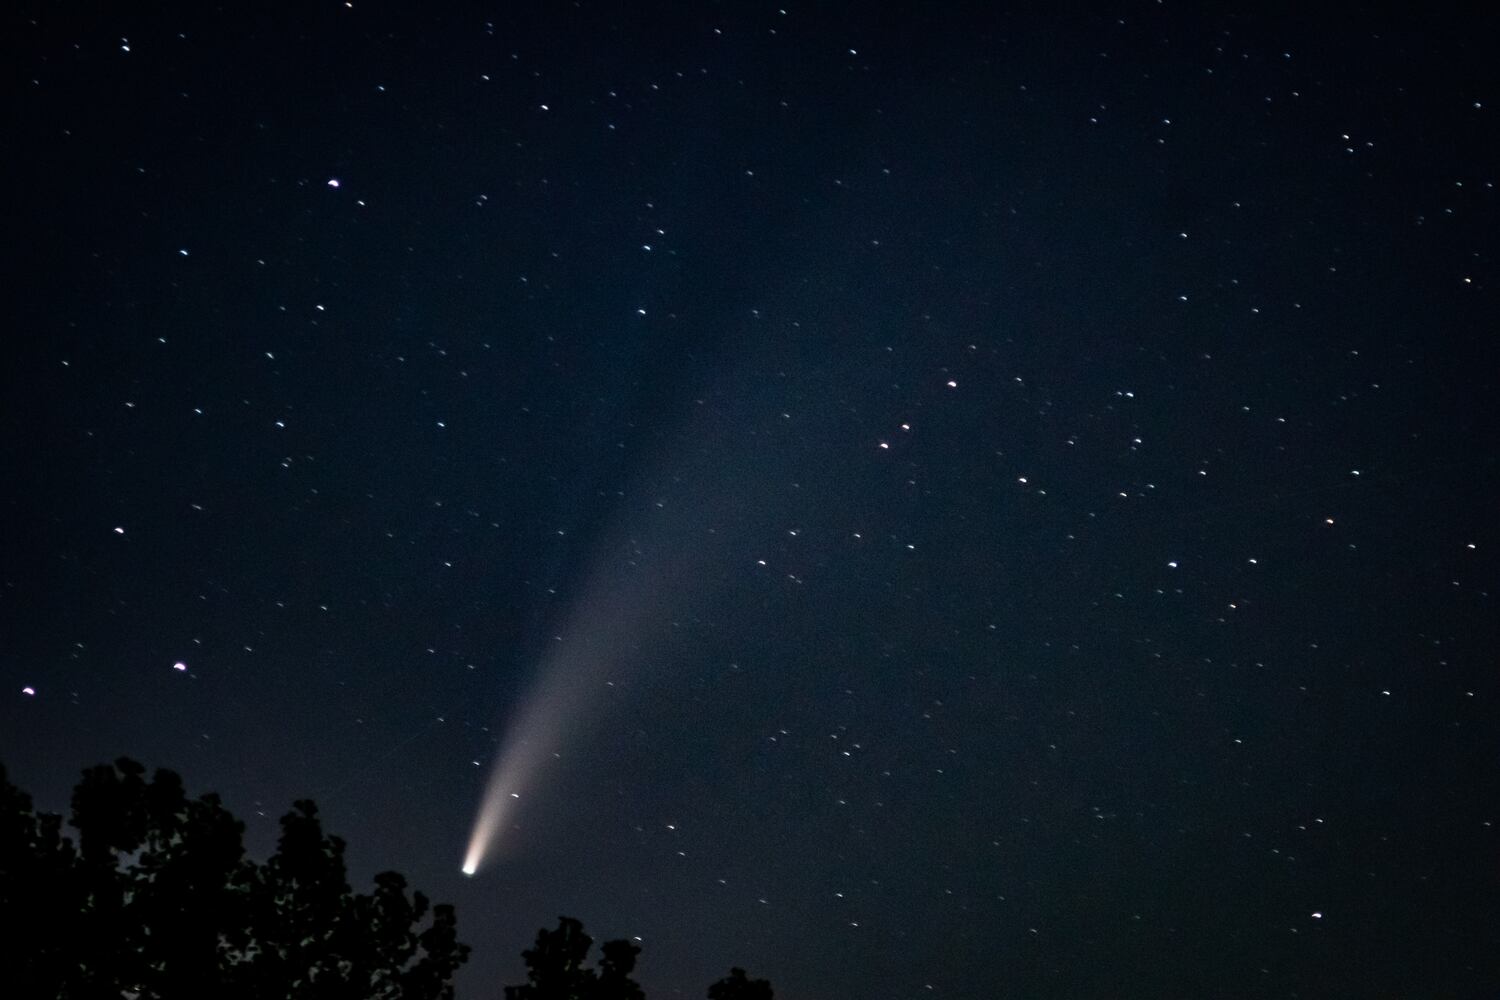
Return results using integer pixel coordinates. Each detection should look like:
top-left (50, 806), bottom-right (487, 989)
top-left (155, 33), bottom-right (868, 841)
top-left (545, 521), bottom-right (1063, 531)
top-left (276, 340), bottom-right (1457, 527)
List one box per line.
top-left (3, 4), bottom-right (1498, 998)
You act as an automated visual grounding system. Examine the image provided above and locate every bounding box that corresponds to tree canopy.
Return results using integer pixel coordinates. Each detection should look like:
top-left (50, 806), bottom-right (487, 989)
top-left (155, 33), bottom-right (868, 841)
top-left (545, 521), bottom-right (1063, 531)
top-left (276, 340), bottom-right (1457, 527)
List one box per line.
top-left (1, 758), bottom-right (469, 999)
top-left (503, 917), bottom-right (772, 1000)
top-left (2, 760), bottom-right (774, 1000)
top-left (707, 968), bottom-right (775, 1000)
top-left (503, 916), bottom-right (643, 1000)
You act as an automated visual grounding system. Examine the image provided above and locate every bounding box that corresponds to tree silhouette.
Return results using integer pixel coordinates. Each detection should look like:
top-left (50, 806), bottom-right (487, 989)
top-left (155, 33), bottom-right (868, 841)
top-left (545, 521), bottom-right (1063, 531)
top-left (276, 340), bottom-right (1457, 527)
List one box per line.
top-left (596, 939), bottom-right (646, 1000)
top-left (708, 967), bottom-right (774, 1000)
top-left (503, 917), bottom-right (770, 1000)
top-left (505, 916), bottom-right (647, 1000)
top-left (5, 760), bottom-right (777, 1000)
top-left (0, 758), bottom-right (470, 999)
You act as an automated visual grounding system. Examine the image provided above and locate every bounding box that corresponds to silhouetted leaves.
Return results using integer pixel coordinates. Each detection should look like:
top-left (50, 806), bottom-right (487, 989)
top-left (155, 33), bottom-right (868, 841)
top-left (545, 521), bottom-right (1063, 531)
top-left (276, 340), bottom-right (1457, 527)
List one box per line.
top-left (502, 917), bottom-right (647, 1000)
top-left (503, 917), bottom-right (771, 1000)
top-left (505, 916), bottom-right (610, 1000)
top-left (1, 761), bottom-right (82, 995)
top-left (708, 967), bottom-right (774, 1000)
top-left (0, 758), bottom-right (470, 999)
top-left (596, 939), bottom-right (646, 1000)
top-left (4, 759), bottom-right (776, 1000)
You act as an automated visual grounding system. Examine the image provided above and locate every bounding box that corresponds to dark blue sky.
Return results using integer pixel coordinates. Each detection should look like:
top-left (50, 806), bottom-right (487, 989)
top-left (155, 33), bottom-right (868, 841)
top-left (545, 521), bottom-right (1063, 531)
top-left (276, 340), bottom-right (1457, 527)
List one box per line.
top-left (4, 4), bottom-right (1497, 998)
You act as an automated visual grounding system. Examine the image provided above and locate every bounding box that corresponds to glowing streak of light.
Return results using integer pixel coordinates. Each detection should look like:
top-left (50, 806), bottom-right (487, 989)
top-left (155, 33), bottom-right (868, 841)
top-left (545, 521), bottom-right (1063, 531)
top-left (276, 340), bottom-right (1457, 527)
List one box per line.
top-left (461, 384), bottom-right (775, 875)
top-left (461, 581), bottom-right (657, 875)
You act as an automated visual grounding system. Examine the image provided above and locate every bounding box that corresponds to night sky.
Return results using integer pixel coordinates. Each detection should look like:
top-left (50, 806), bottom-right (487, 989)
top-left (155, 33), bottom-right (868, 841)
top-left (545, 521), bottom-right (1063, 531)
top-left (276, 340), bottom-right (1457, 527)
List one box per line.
top-left (4, 4), bottom-right (1498, 998)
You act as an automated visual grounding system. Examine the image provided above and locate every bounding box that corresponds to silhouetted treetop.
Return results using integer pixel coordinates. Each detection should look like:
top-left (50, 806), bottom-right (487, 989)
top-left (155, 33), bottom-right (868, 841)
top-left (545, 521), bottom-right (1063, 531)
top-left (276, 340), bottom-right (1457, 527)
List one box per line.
top-left (597, 939), bottom-right (646, 1000)
top-left (505, 916), bottom-right (647, 1000)
top-left (1, 758), bottom-right (470, 999)
top-left (708, 967), bottom-right (774, 1000)
top-left (503, 917), bottom-right (773, 1000)
top-left (5, 760), bottom-right (779, 1000)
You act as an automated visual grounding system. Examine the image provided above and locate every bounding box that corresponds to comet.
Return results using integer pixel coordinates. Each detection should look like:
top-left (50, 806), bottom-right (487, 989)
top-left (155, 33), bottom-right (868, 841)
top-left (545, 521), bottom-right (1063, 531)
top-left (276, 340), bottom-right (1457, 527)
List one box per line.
top-left (459, 627), bottom-right (614, 875)
top-left (460, 371), bottom-right (784, 875)
top-left (460, 530), bottom-right (698, 875)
